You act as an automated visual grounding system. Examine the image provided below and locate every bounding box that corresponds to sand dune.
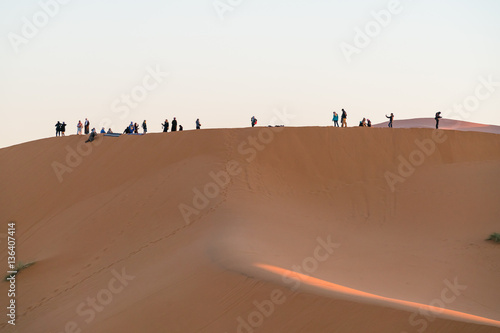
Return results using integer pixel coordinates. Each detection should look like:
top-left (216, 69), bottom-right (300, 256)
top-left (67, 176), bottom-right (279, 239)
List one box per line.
top-left (374, 117), bottom-right (500, 134)
top-left (1, 127), bottom-right (499, 333)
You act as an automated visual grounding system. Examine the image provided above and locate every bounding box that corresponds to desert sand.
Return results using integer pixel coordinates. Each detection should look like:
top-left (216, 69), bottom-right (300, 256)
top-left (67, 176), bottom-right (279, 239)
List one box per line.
top-left (374, 117), bottom-right (500, 134)
top-left (1, 120), bottom-right (500, 333)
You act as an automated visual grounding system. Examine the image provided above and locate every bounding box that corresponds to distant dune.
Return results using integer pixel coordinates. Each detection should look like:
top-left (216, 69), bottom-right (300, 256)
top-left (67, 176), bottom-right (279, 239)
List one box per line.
top-left (1, 127), bottom-right (500, 333)
top-left (374, 117), bottom-right (500, 134)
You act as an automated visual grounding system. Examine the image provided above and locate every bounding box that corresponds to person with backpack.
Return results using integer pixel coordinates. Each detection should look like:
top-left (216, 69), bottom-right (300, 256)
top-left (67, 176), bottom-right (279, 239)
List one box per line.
top-left (251, 116), bottom-right (257, 127)
top-left (196, 118), bottom-right (201, 130)
top-left (142, 120), bottom-right (147, 134)
top-left (55, 121), bottom-right (62, 136)
top-left (435, 112), bottom-right (442, 129)
top-left (386, 113), bottom-right (394, 128)
top-left (341, 109), bottom-right (347, 127)
top-left (332, 112), bottom-right (339, 127)
top-left (61, 122), bottom-right (66, 136)
top-left (162, 119), bottom-right (169, 132)
top-left (171, 117), bottom-right (177, 131)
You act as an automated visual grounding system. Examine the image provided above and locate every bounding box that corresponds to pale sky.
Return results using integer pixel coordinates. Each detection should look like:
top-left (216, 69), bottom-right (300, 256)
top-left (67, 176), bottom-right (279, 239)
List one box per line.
top-left (1, 0), bottom-right (500, 148)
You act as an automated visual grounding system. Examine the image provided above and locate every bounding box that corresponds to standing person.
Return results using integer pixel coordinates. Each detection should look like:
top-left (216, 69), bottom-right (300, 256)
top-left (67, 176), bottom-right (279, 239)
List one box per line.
top-left (134, 123), bottom-right (139, 134)
top-left (77, 120), bottom-right (83, 135)
top-left (435, 112), bottom-right (442, 129)
top-left (333, 112), bottom-right (339, 127)
top-left (84, 118), bottom-right (90, 134)
top-left (179, 125), bottom-right (183, 131)
top-left (386, 113), bottom-right (394, 128)
top-left (61, 122), bottom-right (66, 136)
top-left (251, 116), bottom-right (257, 127)
top-left (55, 121), bottom-right (62, 136)
top-left (341, 109), bottom-right (347, 127)
top-left (142, 120), bottom-right (147, 134)
top-left (162, 119), bottom-right (169, 132)
top-left (196, 118), bottom-right (201, 130)
top-left (171, 117), bottom-right (177, 131)
top-left (367, 119), bottom-right (372, 127)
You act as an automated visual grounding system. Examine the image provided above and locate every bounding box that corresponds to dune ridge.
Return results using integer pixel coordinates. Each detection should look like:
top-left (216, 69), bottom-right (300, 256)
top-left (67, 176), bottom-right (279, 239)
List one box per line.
top-left (373, 117), bottom-right (500, 134)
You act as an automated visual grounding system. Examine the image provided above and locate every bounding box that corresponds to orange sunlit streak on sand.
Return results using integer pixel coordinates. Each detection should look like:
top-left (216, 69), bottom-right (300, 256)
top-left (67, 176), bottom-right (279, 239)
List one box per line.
top-left (255, 263), bottom-right (500, 328)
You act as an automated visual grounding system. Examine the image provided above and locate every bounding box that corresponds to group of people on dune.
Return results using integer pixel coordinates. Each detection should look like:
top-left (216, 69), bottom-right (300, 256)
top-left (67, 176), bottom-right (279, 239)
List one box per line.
top-left (332, 109), bottom-right (376, 128)
top-left (54, 117), bottom-right (203, 138)
top-left (333, 110), bottom-right (443, 129)
top-left (53, 117), bottom-right (205, 143)
top-left (332, 109), bottom-right (349, 127)
top-left (74, 118), bottom-right (91, 135)
top-left (57, 111), bottom-right (445, 143)
top-left (54, 121), bottom-right (67, 136)
top-left (160, 117), bottom-right (194, 133)
top-left (123, 120), bottom-right (148, 134)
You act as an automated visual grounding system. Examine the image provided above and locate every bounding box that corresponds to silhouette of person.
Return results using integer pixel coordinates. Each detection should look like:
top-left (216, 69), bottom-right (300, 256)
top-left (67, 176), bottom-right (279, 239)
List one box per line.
top-left (367, 119), bottom-right (372, 127)
top-left (142, 120), bottom-right (147, 134)
top-left (61, 122), bottom-right (66, 136)
top-left (179, 125), bottom-right (183, 131)
top-left (386, 113), bottom-right (394, 128)
top-left (435, 112), bottom-right (442, 129)
top-left (196, 118), bottom-right (201, 130)
top-left (55, 121), bottom-right (62, 136)
top-left (341, 109), bottom-right (347, 127)
top-left (171, 117), bottom-right (177, 131)
top-left (162, 119), bottom-right (169, 132)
